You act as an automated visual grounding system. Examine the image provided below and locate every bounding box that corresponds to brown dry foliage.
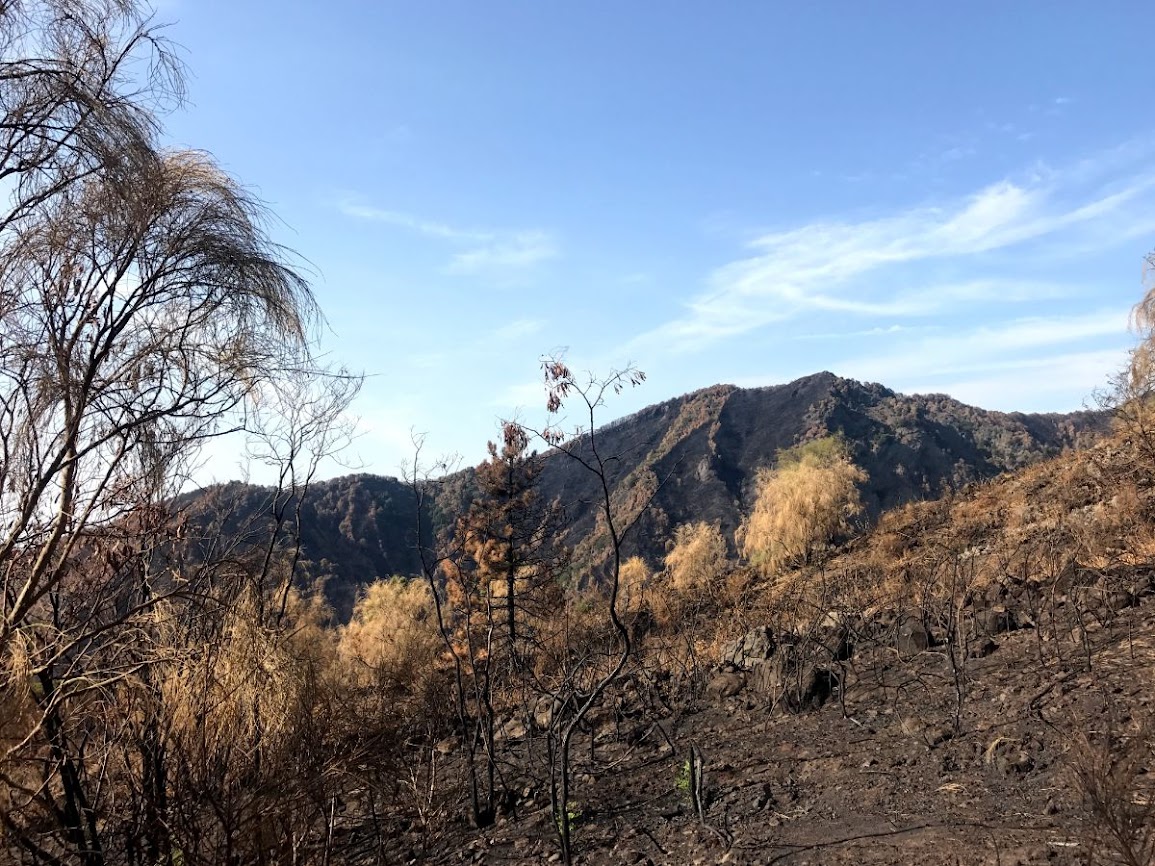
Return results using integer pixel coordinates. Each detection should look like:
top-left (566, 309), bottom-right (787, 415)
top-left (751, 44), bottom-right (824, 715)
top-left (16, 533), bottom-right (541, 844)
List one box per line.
top-left (618, 555), bottom-right (652, 615)
top-left (163, 589), bottom-right (335, 770)
top-left (738, 436), bottom-right (867, 576)
top-left (748, 427), bottom-right (1155, 632)
top-left (664, 521), bottom-right (729, 597)
top-left (1105, 251), bottom-right (1155, 457)
top-left (646, 521), bottom-right (730, 629)
top-left (338, 577), bottom-right (443, 697)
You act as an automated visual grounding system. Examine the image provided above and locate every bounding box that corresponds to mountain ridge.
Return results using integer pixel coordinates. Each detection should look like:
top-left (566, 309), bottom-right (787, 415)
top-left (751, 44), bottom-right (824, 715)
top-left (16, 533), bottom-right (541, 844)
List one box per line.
top-left (190, 372), bottom-right (1106, 619)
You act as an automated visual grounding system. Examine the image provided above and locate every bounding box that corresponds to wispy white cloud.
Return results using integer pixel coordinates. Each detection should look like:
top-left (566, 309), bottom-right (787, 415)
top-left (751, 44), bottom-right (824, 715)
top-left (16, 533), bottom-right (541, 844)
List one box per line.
top-left (632, 149), bottom-right (1155, 354)
top-left (493, 380), bottom-right (547, 410)
top-left (447, 231), bottom-right (557, 276)
top-left (843, 309), bottom-right (1129, 382)
top-left (909, 135), bottom-right (979, 175)
top-left (406, 352), bottom-right (447, 370)
top-left (939, 145), bottom-right (975, 163)
top-left (735, 309), bottom-right (1126, 383)
top-left (492, 318), bottom-right (545, 341)
top-left (1035, 96), bottom-right (1075, 117)
top-left (336, 197), bottom-right (558, 276)
top-left (905, 348), bottom-right (1123, 412)
top-left (795, 323), bottom-right (937, 341)
top-left (337, 201), bottom-right (488, 241)
top-left (730, 312), bottom-right (1128, 413)
top-left (619, 272), bottom-right (653, 286)
top-left (352, 397), bottom-right (442, 475)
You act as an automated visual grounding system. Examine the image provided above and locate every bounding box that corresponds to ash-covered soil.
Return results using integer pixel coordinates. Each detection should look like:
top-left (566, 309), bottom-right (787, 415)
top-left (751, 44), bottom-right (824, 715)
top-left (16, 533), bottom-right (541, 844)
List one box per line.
top-left (385, 586), bottom-right (1153, 866)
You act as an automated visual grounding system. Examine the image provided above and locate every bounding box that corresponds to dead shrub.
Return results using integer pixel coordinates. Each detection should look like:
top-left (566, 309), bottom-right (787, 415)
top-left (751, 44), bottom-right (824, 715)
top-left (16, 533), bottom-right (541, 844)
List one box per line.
top-left (338, 576), bottom-right (443, 702)
top-left (618, 555), bottom-right (652, 616)
top-left (1069, 716), bottom-right (1155, 866)
top-left (738, 436), bottom-right (867, 575)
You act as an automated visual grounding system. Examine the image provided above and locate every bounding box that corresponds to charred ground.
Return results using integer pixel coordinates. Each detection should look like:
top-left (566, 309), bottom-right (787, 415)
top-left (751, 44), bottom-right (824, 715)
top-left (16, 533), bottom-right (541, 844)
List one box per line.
top-left (376, 427), bottom-right (1155, 865)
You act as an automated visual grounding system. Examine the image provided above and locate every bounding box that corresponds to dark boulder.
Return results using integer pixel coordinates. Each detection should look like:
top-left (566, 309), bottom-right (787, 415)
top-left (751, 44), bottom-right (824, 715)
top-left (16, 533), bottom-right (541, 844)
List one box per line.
top-left (721, 626), bottom-right (776, 670)
top-left (897, 617), bottom-right (931, 655)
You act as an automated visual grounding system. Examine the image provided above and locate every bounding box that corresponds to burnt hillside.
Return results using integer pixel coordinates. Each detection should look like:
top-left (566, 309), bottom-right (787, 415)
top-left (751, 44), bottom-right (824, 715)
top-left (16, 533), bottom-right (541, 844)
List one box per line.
top-left (524, 372), bottom-right (1102, 568)
top-left (186, 373), bottom-right (1104, 619)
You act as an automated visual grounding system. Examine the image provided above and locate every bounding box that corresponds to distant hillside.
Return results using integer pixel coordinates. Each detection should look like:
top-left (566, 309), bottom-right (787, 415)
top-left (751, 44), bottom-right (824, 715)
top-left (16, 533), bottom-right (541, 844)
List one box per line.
top-left (181, 475), bottom-right (427, 620)
top-left (521, 372), bottom-right (1102, 568)
top-left (187, 373), bottom-right (1105, 619)
top-left (382, 423), bottom-right (1155, 866)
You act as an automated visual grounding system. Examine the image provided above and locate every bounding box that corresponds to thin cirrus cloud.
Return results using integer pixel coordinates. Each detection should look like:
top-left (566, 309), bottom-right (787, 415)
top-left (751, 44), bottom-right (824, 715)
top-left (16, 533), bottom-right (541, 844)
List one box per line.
top-left (491, 317), bottom-right (545, 342)
top-left (731, 313), bottom-right (1129, 413)
top-left (919, 350), bottom-right (1124, 410)
top-left (898, 346), bottom-right (1126, 413)
top-left (337, 198), bottom-right (558, 277)
top-left (839, 308), bottom-right (1131, 412)
top-left (493, 379), bottom-right (548, 410)
top-left (337, 201), bottom-right (487, 241)
top-left (632, 151), bottom-right (1155, 355)
top-left (446, 231), bottom-right (557, 276)
top-left (843, 309), bottom-right (1129, 382)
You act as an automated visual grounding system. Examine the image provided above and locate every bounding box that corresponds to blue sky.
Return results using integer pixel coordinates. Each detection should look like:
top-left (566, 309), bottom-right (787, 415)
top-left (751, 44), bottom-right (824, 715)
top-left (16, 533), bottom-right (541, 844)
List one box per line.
top-left (160, 2), bottom-right (1155, 480)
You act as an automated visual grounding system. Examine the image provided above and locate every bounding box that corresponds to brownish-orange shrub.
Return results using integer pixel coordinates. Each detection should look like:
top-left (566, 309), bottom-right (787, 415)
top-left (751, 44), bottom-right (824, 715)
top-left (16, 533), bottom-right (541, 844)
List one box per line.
top-left (618, 555), bottom-right (652, 614)
top-left (664, 520), bottom-right (729, 597)
top-left (737, 436), bottom-right (867, 575)
top-left (338, 576), bottom-right (442, 692)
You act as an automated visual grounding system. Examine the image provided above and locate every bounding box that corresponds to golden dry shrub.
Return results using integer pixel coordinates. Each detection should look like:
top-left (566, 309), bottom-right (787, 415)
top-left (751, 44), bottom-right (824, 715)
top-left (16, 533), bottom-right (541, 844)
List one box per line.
top-left (337, 576), bottom-right (442, 692)
top-left (154, 589), bottom-right (400, 864)
top-left (0, 629), bottom-right (40, 821)
top-left (737, 436), bottom-right (867, 575)
top-left (162, 589), bottom-right (334, 757)
top-left (665, 520), bottom-right (728, 596)
top-left (1108, 253), bottom-right (1155, 451)
top-left (1128, 259), bottom-right (1155, 394)
top-left (0, 627), bottom-right (35, 736)
top-left (618, 555), bottom-right (651, 614)
top-left (661, 520), bottom-right (729, 605)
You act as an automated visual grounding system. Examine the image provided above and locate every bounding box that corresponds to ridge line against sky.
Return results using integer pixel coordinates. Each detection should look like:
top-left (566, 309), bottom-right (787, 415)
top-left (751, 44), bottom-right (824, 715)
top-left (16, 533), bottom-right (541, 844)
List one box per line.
top-left (162, 1), bottom-right (1155, 481)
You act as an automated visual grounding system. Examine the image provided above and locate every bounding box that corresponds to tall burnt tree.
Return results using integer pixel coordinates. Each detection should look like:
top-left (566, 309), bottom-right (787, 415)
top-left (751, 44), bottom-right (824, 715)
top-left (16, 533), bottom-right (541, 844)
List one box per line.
top-left (0, 3), bottom-right (369, 863)
top-left (458, 421), bottom-right (566, 662)
top-left (438, 421), bottom-right (567, 827)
